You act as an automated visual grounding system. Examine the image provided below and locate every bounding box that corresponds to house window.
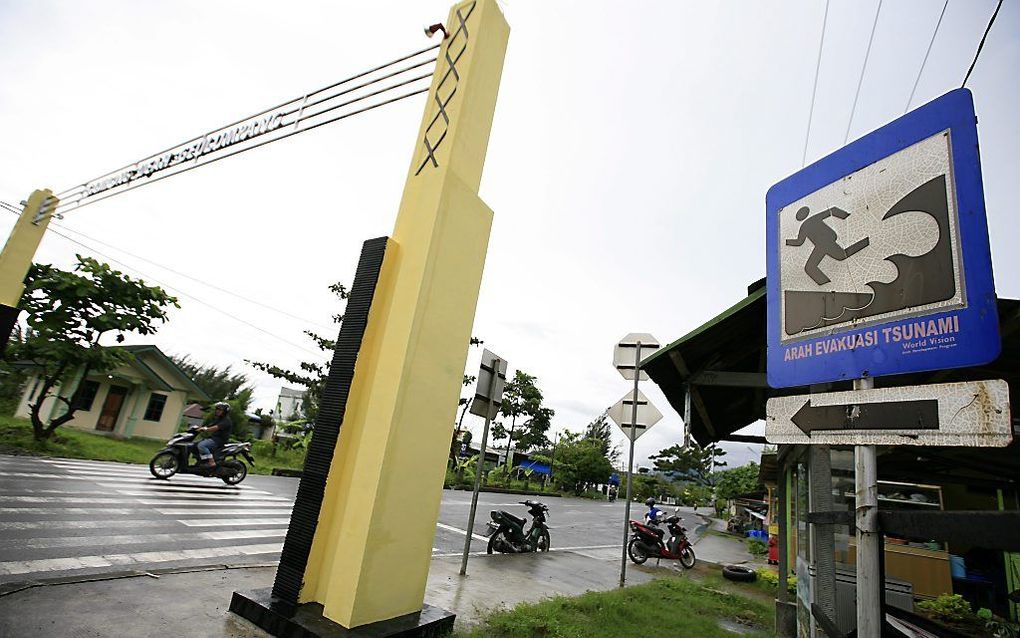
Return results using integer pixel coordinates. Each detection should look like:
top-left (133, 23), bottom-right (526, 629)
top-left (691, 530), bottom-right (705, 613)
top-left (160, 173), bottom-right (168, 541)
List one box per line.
top-left (144, 394), bottom-right (168, 421)
top-left (71, 380), bottom-right (100, 411)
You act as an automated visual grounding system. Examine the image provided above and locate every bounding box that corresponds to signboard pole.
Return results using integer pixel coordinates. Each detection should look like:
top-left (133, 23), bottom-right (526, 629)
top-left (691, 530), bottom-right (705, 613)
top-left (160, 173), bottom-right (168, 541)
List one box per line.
top-left (460, 356), bottom-right (502, 576)
top-left (620, 341), bottom-right (642, 588)
top-left (854, 377), bottom-right (880, 638)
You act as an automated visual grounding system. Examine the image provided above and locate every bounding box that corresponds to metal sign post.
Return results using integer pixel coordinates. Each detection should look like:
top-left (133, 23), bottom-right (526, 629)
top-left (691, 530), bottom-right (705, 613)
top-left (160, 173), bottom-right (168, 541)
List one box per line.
top-left (460, 349), bottom-right (507, 575)
top-left (612, 333), bottom-right (660, 588)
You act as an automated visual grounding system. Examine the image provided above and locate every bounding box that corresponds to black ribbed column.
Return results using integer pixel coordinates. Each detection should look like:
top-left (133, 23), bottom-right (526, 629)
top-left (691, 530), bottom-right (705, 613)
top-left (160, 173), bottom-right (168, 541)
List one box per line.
top-left (270, 236), bottom-right (388, 606)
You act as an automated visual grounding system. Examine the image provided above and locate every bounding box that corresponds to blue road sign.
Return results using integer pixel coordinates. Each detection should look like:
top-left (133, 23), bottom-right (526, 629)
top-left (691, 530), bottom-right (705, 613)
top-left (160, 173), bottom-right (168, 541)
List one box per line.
top-left (766, 89), bottom-right (999, 388)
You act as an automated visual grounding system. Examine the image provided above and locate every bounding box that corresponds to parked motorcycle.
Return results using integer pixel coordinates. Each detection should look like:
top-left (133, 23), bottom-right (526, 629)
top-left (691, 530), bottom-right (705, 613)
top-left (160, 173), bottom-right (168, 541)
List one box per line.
top-left (485, 500), bottom-right (551, 554)
top-left (148, 425), bottom-right (254, 485)
top-left (628, 508), bottom-right (696, 568)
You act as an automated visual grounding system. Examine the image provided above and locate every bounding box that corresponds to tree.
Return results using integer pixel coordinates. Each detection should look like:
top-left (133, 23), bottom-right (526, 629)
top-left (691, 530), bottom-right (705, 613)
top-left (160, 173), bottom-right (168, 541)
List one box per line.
top-left (247, 282), bottom-right (347, 422)
top-left (171, 355), bottom-right (250, 403)
top-left (544, 431), bottom-right (613, 495)
top-left (649, 442), bottom-right (727, 483)
top-left (490, 370), bottom-right (554, 467)
top-left (13, 256), bottom-right (178, 441)
top-left (712, 463), bottom-right (762, 501)
top-left (583, 409), bottom-right (620, 464)
top-left (450, 337), bottom-right (483, 464)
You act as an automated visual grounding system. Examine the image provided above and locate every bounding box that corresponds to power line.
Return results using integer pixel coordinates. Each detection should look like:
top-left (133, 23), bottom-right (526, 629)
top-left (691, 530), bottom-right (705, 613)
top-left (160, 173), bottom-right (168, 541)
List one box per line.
top-left (905, 0), bottom-right (950, 113)
top-left (844, 0), bottom-right (884, 145)
top-left (962, 0), bottom-right (1004, 88)
top-left (55, 85), bottom-right (430, 216)
top-left (0, 207), bottom-right (325, 358)
top-left (54, 44), bottom-right (440, 199)
top-left (1, 200), bottom-right (337, 332)
top-left (802, 0), bottom-right (831, 167)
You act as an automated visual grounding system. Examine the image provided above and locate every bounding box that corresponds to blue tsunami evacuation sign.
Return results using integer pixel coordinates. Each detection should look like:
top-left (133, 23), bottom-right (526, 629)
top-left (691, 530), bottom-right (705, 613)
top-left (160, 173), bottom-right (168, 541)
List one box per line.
top-left (766, 88), bottom-right (1000, 388)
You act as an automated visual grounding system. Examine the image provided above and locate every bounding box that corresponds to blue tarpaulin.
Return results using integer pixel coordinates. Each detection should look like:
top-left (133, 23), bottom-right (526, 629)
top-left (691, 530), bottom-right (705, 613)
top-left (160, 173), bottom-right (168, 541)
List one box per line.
top-left (517, 460), bottom-right (551, 475)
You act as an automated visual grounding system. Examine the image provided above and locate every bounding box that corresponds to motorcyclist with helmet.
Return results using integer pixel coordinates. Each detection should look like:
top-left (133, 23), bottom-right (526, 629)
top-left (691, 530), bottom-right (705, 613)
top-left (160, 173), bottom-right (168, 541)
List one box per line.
top-left (196, 401), bottom-right (233, 469)
top-left (644, 497), bottom-right (663, 523)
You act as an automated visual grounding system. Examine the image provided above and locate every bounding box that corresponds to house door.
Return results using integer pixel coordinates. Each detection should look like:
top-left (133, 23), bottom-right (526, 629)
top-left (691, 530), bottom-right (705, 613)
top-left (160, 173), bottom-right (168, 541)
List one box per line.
top-left (96, 386), bottom-right (128, 432)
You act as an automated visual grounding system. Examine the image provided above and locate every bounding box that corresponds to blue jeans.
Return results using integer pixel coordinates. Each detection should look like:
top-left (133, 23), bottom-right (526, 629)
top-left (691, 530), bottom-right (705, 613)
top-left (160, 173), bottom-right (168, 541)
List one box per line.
top-left (196, 438), bottom-right (220, 462)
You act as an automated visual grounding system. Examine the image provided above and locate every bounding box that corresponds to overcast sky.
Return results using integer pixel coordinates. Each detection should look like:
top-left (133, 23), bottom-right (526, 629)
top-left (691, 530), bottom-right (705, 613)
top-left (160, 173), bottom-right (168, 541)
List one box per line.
top-left (1, 1), bottom-right (1016, 468)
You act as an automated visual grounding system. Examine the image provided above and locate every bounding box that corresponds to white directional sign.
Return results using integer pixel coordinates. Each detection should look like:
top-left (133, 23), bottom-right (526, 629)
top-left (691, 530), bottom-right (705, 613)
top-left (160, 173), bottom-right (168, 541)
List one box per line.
top-left (765, 379), bottom-right (1011, 447)
top-left (613, 333), bottom-right (660, 381)
top-left (469, 349), bottom-right (507, 419)
top-left (608, 390), bottom-right (663, 441)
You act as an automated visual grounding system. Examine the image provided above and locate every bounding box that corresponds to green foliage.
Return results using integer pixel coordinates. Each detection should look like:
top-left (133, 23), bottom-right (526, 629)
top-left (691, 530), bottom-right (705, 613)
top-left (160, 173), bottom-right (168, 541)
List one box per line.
top-left (917, 594), bottom-right (974, 623)
top-left (548, 432), bottom-right (614, 495)
top-left (712, 463), bottom-right (762, 501)
top-left (170, 355), bottom-right (249, 403)
top-left (756, 568), bottom-right (796, 594)
top-left (452, 573), bottom-right (775, 638)
top-left (247, 282), bottom-right (348, 422)
top-left (630, 474), bottom-right (675, 501)
top-left (746, 538), bottom-right (768, 556)
top-left (491, 370), bottom-right (554, 459)
top-left (13, 256), bottom-right (178, 440)
top-left (650, 442), bottom-right (727, 482)
top-left (583, 409), bottom-right (620, 464)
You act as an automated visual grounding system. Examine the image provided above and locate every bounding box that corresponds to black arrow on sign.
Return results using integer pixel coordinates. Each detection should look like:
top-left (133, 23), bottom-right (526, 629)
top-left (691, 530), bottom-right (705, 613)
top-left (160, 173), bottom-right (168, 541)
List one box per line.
top-left (791, 399), bottom-right (940, 436)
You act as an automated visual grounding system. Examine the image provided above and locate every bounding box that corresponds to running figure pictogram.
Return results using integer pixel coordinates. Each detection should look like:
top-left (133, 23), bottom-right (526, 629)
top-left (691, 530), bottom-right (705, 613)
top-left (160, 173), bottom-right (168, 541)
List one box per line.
top-left (785, 206), bottom-right (870, 285)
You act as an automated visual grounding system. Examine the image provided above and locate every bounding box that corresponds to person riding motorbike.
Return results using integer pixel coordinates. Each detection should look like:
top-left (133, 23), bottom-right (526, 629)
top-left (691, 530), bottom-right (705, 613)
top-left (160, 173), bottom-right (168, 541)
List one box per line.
top-left (196, 401), bottom-right (232, 469)
top-left (645, 497), bottom-right (663, 523)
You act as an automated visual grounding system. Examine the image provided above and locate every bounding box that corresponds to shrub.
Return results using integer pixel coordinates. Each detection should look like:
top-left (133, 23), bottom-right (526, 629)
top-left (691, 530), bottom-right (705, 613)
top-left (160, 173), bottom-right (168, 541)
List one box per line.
top-left (756, 568), bottom-right (796, 594)
top-left (917, 594), bottom-right (974, 623)
top-left (746, 538), bottom-right (768, 556)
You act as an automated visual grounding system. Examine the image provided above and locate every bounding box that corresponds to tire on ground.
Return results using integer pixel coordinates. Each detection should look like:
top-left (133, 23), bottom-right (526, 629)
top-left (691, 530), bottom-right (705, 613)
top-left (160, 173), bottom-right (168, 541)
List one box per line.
top-left (722, 564), bottom-right (757, 582)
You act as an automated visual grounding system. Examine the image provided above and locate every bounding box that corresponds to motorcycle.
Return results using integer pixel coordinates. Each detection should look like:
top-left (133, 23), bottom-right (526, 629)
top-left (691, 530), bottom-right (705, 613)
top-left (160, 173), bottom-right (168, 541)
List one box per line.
top-left (628, 508), bottom-right (696, 568)
top-left (148, 425), bottom-right (255, 485)
top-left (485, 500), bottom-right (551, 554)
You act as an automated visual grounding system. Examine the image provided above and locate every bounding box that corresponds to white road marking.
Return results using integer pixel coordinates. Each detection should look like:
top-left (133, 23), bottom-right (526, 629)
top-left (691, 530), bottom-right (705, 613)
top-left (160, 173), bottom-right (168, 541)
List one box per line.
top-left (0, 472), bottom-right (263, 492)
top-left (0, 507), bottom-right (138, 515)
top-left (0, 529), bottom-right (289, 550)
top-left (116, 490), bottom-right (284, 500)
top-left (0, 520), bottom-right (186, 531)
top-left (0, 542), bottom-right (284, 575)
top-left (176, 518), bottom-right (291, 527)
top-left (136, 500), bottom-right (292, 507)
top-left (156, 508), bottom-right (292, 515)
top-left (103, 483), bottom-right (272, 495)
top-left (435, 522), bottom-right (488, 542)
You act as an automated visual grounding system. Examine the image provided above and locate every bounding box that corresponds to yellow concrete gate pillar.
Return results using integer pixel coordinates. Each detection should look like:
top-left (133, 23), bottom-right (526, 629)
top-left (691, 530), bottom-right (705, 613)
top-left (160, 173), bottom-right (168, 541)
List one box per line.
top-left (0, 190), bottom-right (57, 354)
top-left (230, 1), bottom-right (509, 636)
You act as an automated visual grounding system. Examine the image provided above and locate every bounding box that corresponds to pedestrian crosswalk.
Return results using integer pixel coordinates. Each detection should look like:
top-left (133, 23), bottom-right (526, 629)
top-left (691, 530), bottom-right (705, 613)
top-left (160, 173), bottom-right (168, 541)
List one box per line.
top-left (0, 455), bottom-right (294, 584)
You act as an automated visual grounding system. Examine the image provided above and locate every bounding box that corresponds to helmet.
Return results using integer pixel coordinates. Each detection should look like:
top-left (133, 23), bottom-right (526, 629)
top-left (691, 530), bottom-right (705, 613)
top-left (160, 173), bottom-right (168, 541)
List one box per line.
top-left (645, 498), bottom-right (656, 507)
top-left (214, 401), bottom-right (231, 413)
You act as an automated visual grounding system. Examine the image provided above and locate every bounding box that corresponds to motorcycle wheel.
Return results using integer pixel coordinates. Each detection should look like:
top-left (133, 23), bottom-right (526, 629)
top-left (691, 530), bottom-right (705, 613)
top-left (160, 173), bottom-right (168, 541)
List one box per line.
top-left (487, 530), bottom-right (506, 554)
top-left (537, 529), bottom-right (550, 552)
top-left (627, 538), bottom-right (649, 565)
top-left (679, 545), bottom-right (696, 569)
top-left (149, 452), bottom-right (179, 479)
top-left (220, 460), bottom-right (247, 485)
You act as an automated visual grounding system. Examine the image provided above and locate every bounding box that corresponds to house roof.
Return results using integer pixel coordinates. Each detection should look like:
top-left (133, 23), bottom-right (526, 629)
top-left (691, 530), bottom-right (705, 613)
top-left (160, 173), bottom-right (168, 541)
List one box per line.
top-left (117, 345), bottom-right (211, 401)
top-left (642, 282), bottom-right (1020, 453)
top-left (183, 403), bottom-right (206, 419)
top-left (279, 387), bottom-right (305, 399)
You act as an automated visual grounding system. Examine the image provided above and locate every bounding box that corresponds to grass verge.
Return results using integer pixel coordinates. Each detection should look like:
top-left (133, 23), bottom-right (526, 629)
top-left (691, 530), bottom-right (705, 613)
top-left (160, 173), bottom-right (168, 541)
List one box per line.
top-left (453, 569), bottom-right (775, 638)
top-left (0, 415), bottom-right (305, 475)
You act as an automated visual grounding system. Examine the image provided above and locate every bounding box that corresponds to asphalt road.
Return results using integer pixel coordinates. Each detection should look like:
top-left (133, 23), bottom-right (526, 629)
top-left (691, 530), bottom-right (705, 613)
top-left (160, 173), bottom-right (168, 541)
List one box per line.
top-left (0, 454), bottom-right (703, 587)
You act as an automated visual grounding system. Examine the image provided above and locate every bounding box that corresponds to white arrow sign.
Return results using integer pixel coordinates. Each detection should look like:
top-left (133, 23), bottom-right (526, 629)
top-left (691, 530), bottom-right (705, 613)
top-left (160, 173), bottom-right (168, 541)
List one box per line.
top-left (613, 333), bottom-right (660, 381)
top-left (766, 379), bottom-right (1012, 447)
top-left (608, 390), bottom-right (663, 441)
